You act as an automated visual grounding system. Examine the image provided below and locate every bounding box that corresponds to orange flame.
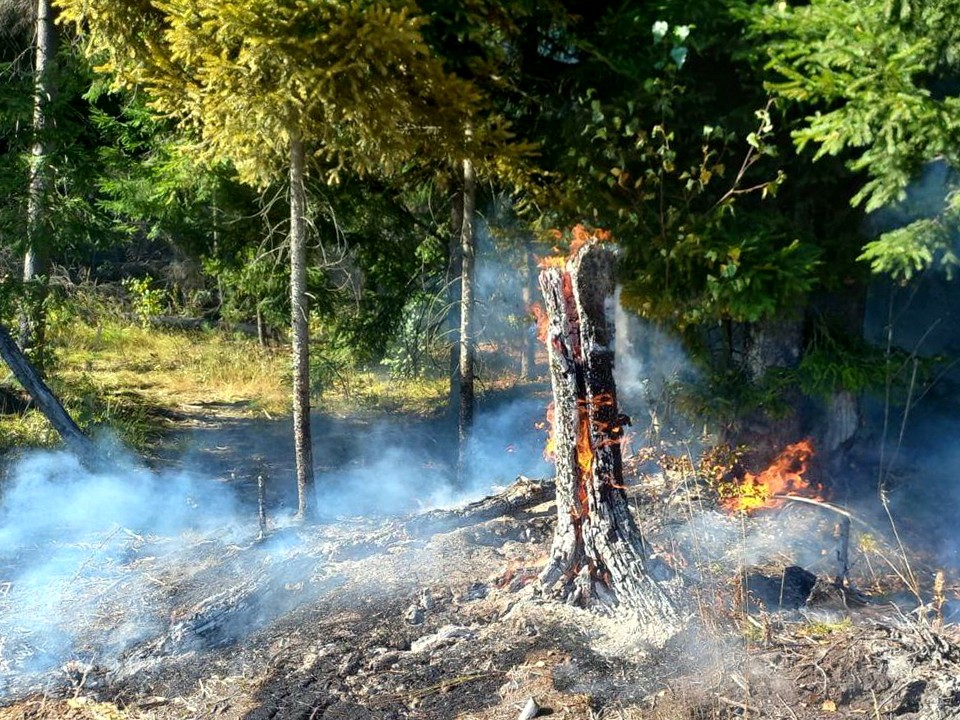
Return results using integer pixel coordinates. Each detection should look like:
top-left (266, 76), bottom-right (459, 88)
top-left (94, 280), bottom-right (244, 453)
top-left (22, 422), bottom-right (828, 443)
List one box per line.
top-left (538, 403), bottom-right (556, 460)
top-left (569, 224), bottom-right (612, 257)
top-left (576, 408), bottom-right (594, 478)
top-left (537, 225), bottom-right (614, 270)
top-left (572, 408), bottom-right (593, 519)
top-left (537, 254), bottom-right (567, 270)
top-left (721, 439), bottom-right (820, 513)
top-left (530, 302), bottom-right (549, 343)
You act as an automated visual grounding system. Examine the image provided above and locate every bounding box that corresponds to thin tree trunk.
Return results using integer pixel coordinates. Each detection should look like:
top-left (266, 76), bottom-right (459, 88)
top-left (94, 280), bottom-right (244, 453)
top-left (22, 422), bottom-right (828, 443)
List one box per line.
top-left (537, 240), bottom-right (678, 633)
top-left (256, 306), bottom-right (267, 347)
top-left (447, 186), bottom-right (463, 419)
top-left (457, 151), bottom-right (476, 482)
top-left (211, 191), bottom-right (224, 312)
top-left (289, 133), bottom-right (314, 520)
top-left (19, 0), bottom-right (57, 358)
top-left (0, 323), bottom-right (93, 458)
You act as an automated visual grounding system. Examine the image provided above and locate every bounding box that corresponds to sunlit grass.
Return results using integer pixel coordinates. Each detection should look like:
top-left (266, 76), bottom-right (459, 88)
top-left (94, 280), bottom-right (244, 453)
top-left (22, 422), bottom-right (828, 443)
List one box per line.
top-left (0, 411), bottom-right (62, 451)
top-left (0, 311), bottom-right (532, 455)
top-left (0, 317), bottom-right (292, 454)
top-left (52, 319), bottom-right (292, 414)
top-left (320, 369), bottom-right (450, 417)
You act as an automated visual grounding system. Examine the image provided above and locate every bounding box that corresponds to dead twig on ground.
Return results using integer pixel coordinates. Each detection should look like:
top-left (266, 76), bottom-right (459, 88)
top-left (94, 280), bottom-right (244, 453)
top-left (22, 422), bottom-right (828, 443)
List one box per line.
top-left (403, 670), bottom-right (505, 701)
top-left (717, 695), bottom-right (759, 714)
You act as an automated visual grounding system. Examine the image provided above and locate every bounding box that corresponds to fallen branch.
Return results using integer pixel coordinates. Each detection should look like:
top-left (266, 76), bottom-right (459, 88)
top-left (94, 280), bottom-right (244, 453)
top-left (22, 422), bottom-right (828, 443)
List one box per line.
top-left (0, 322), bottom-right (95, 460)
top-left (405, 476), bottom-right (553, 536)
top-left (718, 696), bottom-right (760, 714)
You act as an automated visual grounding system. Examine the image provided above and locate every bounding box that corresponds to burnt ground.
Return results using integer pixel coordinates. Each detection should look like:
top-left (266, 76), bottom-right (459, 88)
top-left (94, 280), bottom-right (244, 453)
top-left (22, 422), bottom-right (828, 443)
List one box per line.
top-left (3, 401), bottom-right (960, 719)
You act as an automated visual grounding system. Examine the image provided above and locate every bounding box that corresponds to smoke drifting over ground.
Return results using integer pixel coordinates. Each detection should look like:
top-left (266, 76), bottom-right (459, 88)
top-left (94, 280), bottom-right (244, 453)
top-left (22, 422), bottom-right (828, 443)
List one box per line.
top-left (0, 385), bottom-right (553, 695)
top-left (0, 220), bottom-right (559, 696)
top-left (0, 446), bottom-right (246, 692)
top-left (312, 397), bottom-right (552, 519)
top-left (5, 216), bottom-right (958, 706)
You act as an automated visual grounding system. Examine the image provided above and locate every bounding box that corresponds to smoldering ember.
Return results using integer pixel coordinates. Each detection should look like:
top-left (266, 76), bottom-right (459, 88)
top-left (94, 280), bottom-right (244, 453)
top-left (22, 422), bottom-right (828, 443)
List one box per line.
top-left (5, 2), bottom-right (960, 719)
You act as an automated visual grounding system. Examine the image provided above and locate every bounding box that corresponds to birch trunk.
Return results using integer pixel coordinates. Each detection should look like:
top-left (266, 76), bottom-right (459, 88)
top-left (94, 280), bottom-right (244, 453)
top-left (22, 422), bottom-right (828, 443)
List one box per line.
top-left (456, 151), bottom-right (476, 482)
top-left (447, 187), bottom-right (463, 419)
top-left (19, 0), bottom-right (57, 358)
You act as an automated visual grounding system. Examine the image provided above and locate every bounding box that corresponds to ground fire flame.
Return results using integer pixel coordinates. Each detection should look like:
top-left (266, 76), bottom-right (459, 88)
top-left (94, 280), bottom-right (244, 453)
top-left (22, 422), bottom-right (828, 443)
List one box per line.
top-left (721, 439), bottom-right (822, 513)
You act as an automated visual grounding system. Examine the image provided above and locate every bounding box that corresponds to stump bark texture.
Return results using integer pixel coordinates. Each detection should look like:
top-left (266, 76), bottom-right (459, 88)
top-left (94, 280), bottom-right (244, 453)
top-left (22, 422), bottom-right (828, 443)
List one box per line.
top-left (537, 240), bottom-right (678, 629)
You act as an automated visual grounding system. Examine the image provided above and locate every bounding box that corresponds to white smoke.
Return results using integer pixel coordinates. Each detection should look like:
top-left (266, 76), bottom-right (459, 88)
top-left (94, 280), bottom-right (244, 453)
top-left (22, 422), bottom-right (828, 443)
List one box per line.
top-left (0, 445), bottom-right (246, 692)
top-left (613, 287), bottom-right (698, 441)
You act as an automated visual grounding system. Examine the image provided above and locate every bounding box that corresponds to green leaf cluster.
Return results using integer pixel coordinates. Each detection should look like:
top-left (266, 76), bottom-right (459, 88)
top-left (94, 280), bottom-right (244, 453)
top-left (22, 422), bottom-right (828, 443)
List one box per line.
top-left (752, 0), bottom-right (960, 278)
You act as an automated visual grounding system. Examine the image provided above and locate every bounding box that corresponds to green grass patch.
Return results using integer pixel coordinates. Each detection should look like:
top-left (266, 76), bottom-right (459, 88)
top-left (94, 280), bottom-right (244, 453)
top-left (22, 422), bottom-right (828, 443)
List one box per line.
top-left (0, 317), bottom-right (292, 455)
top-left (797, 616), bottom-right (852, 638)
top-left (320, 369), bottom-right (450, 417)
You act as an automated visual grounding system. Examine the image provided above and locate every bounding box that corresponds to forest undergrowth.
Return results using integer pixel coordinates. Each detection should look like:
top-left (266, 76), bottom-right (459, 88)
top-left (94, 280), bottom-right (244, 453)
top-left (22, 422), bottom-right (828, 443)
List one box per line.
top-left (0, 290), bottom-right (525, 456)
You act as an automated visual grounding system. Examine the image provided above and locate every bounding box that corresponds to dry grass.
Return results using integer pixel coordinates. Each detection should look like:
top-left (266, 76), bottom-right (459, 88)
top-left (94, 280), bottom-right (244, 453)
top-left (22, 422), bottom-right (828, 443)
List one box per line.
top-left (0, 318), bottom-right (291, 453)
top-left (0, 315), bottom-right (462, 454)
top-left (320, 370), bottom-right (450, 418)
top-left (53, 320), bottom-right (291, 415)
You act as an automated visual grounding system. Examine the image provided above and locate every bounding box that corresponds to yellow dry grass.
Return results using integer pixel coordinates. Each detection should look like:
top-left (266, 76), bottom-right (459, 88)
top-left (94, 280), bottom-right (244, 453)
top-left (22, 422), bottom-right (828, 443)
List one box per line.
top-left (54, 319), bottom-right (291, 414)
top-left (320, 370), bottom-right (449, 418)
top-left (0, 318), bottom-right (291, 453)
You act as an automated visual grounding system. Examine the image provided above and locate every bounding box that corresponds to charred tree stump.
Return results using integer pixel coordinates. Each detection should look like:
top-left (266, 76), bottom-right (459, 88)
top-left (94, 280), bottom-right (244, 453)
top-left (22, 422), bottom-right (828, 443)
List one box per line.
top-left (537, 240), bottom-right (678, 631)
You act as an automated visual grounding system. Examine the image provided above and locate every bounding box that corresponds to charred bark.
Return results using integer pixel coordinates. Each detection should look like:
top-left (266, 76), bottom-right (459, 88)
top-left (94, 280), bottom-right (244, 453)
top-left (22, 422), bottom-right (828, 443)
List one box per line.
top-left (0, 322), bottom-right (94, 458)
top-left (537, 241), bottom-right (678, 631)
top-left (405, 475), bottom-right (552, 537)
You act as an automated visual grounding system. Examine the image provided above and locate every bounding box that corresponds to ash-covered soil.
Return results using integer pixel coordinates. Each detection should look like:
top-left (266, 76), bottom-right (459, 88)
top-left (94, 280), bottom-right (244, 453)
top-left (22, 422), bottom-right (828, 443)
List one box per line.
top-left (3, 468), bottom-right (960, 720)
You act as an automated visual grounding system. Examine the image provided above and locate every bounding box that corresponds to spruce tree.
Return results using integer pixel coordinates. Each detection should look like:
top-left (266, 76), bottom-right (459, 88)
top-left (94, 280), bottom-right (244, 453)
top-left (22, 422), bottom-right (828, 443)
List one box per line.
top-left (57, 0), bottom-right (498, 517)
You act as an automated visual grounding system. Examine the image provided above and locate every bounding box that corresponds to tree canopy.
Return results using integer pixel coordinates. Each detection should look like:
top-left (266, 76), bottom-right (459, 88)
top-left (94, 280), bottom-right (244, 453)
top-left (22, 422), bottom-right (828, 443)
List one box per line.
top-left (753, 0), bottom-right (960, 280)
top-left (57, 0), bottom-right (491, 185)
top-left (1, 0), bottom-right (952, 454)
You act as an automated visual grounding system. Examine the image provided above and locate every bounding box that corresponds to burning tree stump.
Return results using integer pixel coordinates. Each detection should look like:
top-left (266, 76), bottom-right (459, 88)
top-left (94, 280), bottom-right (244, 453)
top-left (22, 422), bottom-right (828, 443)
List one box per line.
top-left (537, 237), bottom-right (678, 630)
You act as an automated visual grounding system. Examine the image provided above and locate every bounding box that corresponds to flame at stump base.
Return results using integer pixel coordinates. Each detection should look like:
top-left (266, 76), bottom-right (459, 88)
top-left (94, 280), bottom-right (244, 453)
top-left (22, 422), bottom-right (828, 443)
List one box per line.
top-left (537, 236), bottom-right (678, 632)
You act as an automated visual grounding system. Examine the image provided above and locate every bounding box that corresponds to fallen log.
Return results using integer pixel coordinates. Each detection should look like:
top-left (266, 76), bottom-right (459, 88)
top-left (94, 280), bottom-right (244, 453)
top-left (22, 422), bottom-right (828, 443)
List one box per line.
top-left (0, 321), bottom-right (95, 459)
top-left (405, 475), bottom-right (553, 536)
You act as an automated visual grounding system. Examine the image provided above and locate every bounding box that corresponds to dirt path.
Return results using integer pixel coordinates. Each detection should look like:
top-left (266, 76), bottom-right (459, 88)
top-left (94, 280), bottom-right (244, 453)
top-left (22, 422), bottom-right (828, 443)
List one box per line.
top-left (151, 387), bottom-right (552, 520)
